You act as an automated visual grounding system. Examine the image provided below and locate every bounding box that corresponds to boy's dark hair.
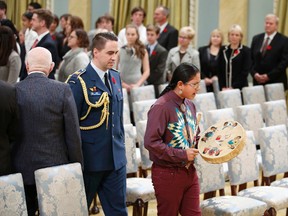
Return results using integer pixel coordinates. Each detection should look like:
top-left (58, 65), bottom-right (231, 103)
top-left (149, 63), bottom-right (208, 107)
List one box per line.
top-left (131, 6), bottom-right (146, 18)
top-left (28, 2), bottom-right (42, 10)
top-left (146, 24), bottom-right (160, 35)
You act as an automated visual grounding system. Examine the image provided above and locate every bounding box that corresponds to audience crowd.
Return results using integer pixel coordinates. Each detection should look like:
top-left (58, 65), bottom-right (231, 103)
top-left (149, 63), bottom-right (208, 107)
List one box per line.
top-left (0, 1), bottom-right (288, 215)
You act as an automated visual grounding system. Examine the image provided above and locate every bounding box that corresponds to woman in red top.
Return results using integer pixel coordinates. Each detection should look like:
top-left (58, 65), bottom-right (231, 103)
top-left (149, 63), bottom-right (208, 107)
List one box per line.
top-left (144, 62), bottom-right (201, 216)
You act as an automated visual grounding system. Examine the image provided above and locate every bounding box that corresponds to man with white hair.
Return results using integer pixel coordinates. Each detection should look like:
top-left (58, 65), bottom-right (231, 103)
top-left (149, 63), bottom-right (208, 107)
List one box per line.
top-left (13, 47), bottom-right (83, 216)
top-left (250, 14), bottom-right (288, 90)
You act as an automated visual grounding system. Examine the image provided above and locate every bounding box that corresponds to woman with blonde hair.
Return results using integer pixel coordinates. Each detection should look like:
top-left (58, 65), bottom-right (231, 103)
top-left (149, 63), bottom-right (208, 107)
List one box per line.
top-left (218, 24), bottom-right (251, 90)
top-left (116, 24), bottom-right (150, 93)
top-left (198, 29), bottom-right (223, 92)
top-left (165, 26), bottom-right (200, 81)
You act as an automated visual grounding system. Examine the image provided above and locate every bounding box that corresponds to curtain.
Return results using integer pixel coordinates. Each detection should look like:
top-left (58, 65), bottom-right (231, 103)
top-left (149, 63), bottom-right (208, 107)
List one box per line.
top-left (6, 0), bottom-right (46, 30)
top-left (276, 0), bottom-right (288, 105)
top-left (276, 0), bottom-right (288, 36)
top-left (111, 0), bottom-right (189, 35)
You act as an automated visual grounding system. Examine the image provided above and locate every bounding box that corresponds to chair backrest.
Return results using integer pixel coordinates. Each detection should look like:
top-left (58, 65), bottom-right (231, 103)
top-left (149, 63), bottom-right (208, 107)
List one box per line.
top-left (0, 173), bottom-right (28, 216)
top-left (34, 163), bottom-right (88, 216)
top-left (212, 77), bottom-right (220, 95)
top-left (192, 93), bottom-right (217, 129)
top-left (242, 85), bottom-right (266, 106)
top-left (122, 88), bottom-right (129, 106)
top-left (228, 131), bottom-right (260, 186)
top-left (263, 100), bottom-right (288, 127)
top-left (124, 124), bottom-right (138, 174)
top-left (132, 99), bottom-right (156, 126)
top-left (136, 120), bottom-right (152, 170)
top-left (198, 79), bottom-right (207, 94)
top-left (194, 155), bottom-right (225, 194)
top-left (217, 89), bottom-right (243, 109)
top-left (158, 83), bottom-right (168, 95)
top-left (258, 125), bottom-right (288, 178)
top-left (130, 85), bottom-right (156, 104)
top-left (235, 104), bottom-right (264, 143)
top-left (264, 83), bottom-right (285, 101)
top-left (123, 103), bottom-right (131, 124)
top-left (206, 108), bottom-right (235, 127)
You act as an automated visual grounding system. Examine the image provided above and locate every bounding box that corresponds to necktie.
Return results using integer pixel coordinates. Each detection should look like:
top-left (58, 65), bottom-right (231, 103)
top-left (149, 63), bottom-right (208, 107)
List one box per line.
top-left (104, 73), bottom-right (111, 93)
top-left (261, 37), bottom-right (269, 56)
top-left (31, 39), bottom-right (39, 49)
top-left (147, 46), bottom-right (151, 56)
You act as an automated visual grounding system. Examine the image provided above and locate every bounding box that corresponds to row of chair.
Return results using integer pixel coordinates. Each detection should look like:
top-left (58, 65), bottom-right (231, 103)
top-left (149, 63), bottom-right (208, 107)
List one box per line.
top-left (0, 163), bottom-right (88, 216)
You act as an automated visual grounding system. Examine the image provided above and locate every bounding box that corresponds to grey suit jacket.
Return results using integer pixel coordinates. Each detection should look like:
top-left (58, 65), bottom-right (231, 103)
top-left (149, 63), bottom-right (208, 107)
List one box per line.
top-left (13, 73), bottom-right (83, 184)
top-left (165, 45), bottom-right (200, 76)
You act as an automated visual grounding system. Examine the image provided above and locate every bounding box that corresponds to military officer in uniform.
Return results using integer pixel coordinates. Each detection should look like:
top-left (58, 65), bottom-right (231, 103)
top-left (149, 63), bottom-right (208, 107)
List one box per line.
top-left (66, 32), bottom-right (127, 215)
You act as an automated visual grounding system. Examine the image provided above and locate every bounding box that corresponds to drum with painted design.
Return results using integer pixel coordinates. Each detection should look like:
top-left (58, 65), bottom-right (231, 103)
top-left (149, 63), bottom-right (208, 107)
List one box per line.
top-left (198, 120), bottom-right (246, 164)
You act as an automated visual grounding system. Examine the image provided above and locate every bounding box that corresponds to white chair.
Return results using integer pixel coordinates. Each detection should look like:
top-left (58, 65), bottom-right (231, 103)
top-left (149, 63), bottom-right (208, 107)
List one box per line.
top-left (235, 104), bottom-right (264, 144)
top-left (136, 120), bottom-right (152, 178)
top-left (34, 163), bottom-right (88, 216)
top-left (132, 99), bottom-right (156, 127)
top-left (192, 92), bottom-right (217, 129)
top-left (206, 108), bottom-right (235, 127)
top-left (198, 79), bottom-right (207, 94)
top-left (0, 173), bottom-right (28, 216)
top-left (263, 100), bottom-right (288, 127)
top-left (122, 88), bottom-right (129, 106)
top-left (258, 125), bottom-right (288, 187)
top-left (217, 89), bottom-right (243, 110)
top-left (242, 85), bottom-right (266, 106)
top-left (130, 85), bottom-right (156, 104)
top-left (158, 83), bottom-right (168, 96)
top-left (264, 83), bottom-right (286, 101)
top-left (124, 124), bottom-right (155, 216)
top-left (236, 125), bottom-right (288, 215)
top-left (195, 155), bottom-right (269, 216)
top-left (123, 103), bottom-right (131, 124)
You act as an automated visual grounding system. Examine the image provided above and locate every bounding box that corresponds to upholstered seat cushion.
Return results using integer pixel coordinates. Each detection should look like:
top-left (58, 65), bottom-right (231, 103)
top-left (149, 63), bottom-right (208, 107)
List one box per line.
top-left (238, 186), bottom-right (288, 210)
top-left (201, 196), bottom-right (267, 216)
top-left (271, 178), bottom-right (288, 188)
top-left (126, 178), bottom-right (155, 203)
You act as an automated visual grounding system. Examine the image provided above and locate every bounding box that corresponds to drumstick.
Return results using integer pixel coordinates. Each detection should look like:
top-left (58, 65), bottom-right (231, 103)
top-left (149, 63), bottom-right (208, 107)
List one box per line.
top-left (192, 112), bottom-right (202, 148)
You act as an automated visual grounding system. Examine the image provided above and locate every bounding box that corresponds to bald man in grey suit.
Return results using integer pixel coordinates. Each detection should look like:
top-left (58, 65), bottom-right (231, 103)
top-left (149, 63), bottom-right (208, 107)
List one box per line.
top-left (13, 47), bottom-right (83, 216)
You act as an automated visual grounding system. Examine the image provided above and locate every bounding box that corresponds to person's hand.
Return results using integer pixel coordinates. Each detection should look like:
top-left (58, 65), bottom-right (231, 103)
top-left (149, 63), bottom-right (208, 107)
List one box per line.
top-left (186, 148), bottom-right (199, 161)
top-left (130, 83), bottom-right (140, 88)
top-left (254, 73), bottom-right (262, 83)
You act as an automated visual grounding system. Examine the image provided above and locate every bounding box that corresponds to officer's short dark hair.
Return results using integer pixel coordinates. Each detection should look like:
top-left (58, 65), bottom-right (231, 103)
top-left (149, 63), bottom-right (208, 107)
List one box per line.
top-left (91, 32), bottom-right (118, 57)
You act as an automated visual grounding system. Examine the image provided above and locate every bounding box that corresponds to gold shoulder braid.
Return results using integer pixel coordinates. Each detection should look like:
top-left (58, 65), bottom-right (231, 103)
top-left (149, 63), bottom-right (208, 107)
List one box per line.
top-left (66, 73), bottom-right (110, 130)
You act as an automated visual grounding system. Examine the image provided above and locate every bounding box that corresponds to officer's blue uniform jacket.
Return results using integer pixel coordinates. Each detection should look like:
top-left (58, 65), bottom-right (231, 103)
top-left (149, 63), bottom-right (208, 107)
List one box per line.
top-left (67, 63), bottom-right (126, 172)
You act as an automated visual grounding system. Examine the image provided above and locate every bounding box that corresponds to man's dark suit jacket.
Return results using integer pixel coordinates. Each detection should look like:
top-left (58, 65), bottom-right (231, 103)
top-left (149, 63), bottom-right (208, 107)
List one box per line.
top-left (147, 43), bottom-right (168, 85)
top-left (13, 73), bottom-right (83, 185)
top-left (0, 81), bottom-right (18, 176)
top-left (250, 32), bottom-right (288, 89)
top-left (20, 33), bottom-right (60, 80)
top-left (157, 23), bottom-right (178, 51)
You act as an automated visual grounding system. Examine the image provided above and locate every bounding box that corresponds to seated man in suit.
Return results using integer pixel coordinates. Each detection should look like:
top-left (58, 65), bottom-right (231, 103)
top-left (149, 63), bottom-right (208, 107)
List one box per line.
top-left (250, 13), bottom-right (288, 90)
top-left (0, 81), bottom-right (18, 176)
top-left (146, 24), bottom-right (168, 97)
top-left (154, 5), bottom-right (178, 51)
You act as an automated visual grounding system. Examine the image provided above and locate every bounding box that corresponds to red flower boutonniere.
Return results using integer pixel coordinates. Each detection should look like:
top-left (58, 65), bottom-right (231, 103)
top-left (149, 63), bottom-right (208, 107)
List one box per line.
top-left (233, 49), bottom-right (239, 56)
top-left (266, 45), bottom-right (272, 50)
top-left (163, 28), bottom-right (168, 33)
top-left (111, 76), bottom-right (116, 84)
top-left (152, 51), bottom-right (157, 56)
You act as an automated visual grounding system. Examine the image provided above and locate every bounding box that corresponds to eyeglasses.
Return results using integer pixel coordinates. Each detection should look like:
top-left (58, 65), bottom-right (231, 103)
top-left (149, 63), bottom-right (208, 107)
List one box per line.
top-left (186, 82), bottom-right (200, 89)
top-left (179, 36), bottom-right (189, 40)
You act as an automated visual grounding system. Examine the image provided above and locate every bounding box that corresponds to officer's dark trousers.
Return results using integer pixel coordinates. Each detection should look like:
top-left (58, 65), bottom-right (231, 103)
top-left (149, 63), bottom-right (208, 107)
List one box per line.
top-left (84, 165), bottom-right (127, 216)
